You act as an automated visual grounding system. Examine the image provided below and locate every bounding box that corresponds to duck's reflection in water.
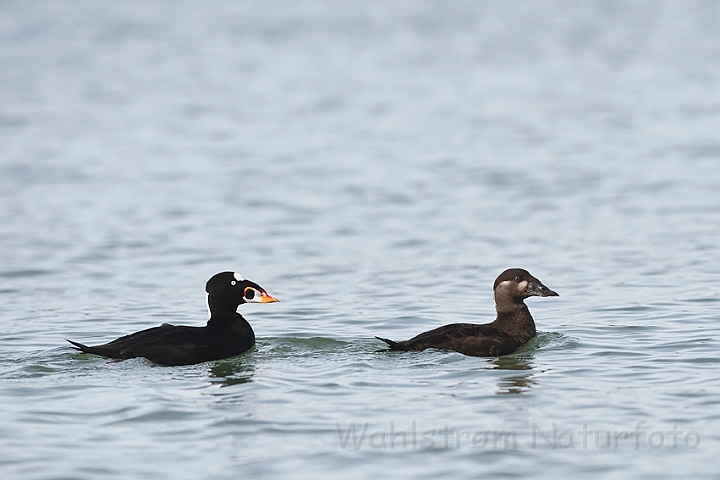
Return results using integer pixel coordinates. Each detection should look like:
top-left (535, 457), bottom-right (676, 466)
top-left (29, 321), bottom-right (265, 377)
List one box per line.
top-left (492, 356), bottom-right (535, 394)
top-left (208, 360), bottom-right (255, 387)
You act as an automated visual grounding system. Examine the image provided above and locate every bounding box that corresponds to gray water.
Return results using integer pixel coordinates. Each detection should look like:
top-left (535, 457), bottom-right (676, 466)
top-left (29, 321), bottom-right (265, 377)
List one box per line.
top-left (1, 1), bottom-right (719, 478)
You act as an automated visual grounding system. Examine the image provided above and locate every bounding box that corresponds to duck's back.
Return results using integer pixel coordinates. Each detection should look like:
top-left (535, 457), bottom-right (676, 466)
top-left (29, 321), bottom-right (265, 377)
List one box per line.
top-left (69, 321), bottom-right (255, 366)
top-left (379, 322), bottom-right (525, 357)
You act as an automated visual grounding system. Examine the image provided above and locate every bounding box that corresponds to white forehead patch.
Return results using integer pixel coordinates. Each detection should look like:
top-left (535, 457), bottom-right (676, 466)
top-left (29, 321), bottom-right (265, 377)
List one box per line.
top-left (233, 272), bottom-right (244, 281)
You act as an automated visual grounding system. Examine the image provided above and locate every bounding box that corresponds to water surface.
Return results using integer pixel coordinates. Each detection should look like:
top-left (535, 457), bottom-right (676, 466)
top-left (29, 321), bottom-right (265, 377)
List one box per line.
top-left (1, 1), bottom-right (719, 479)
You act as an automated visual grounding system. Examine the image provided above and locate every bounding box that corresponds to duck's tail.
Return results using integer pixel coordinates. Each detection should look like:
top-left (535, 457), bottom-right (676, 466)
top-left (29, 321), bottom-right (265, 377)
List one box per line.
top-left (375, 336), bottom-right (404, 351)
top-left (67, 339), bottom-right (98, 355)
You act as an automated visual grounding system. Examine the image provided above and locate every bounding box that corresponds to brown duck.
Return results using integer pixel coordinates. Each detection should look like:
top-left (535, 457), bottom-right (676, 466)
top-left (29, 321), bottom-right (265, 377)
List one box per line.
top-left (376, 268), bottom-right (558, 357)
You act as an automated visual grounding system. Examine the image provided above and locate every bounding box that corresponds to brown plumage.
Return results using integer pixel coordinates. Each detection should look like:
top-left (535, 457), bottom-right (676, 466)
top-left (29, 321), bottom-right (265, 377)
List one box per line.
top-left (376, 268), bottom-right (558, 357)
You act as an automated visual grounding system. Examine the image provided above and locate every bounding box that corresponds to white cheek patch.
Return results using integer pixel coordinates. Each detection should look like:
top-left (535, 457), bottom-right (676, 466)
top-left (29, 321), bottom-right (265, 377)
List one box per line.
top-left (233, 272), bottom-right (244, 281)
top-left (496, 279), bottom-right (526, 295)
top-left (497, 280), bottom-right (513, 290)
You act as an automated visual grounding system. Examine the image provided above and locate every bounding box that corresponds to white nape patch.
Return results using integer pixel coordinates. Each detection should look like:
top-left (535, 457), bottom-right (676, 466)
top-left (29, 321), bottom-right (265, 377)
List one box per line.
top-left (233, 272), bottom-right (244, 281)
top-left (206, 292), bottom-right (211, 320)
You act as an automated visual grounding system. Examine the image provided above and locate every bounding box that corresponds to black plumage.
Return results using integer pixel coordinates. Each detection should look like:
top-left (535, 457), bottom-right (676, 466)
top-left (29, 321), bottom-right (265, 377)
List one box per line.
top-left (68, 272), bottom-right (278, 366)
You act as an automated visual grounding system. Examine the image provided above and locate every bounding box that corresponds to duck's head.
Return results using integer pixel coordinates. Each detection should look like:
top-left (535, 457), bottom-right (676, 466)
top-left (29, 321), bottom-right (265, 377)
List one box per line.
top-left (205, 271), bottom-right (279, 317)
top-left (493, 268), bottom-right (558, 303)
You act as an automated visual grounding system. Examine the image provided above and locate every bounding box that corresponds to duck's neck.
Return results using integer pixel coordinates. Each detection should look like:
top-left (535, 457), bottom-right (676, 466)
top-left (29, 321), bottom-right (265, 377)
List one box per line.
top-left (206, 296), bottom-right (242, 328)
top-left (207, 311), bottom-right (248, 329)
top-left (491, 300), bottom-right (536, 343)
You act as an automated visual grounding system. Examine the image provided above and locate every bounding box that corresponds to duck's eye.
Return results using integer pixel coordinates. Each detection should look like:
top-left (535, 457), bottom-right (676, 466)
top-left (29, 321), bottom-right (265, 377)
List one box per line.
top-left (514, 276), bottom-right (521, 282)
top-left (244, 287), bottom-right (255, 300)
top-left (231, 280), bottom-right (237, 286)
